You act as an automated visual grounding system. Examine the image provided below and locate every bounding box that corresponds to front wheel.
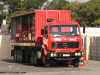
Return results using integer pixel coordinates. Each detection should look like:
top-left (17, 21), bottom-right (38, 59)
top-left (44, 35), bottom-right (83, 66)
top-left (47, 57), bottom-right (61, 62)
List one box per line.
top-left (41, 51), bottom-right (49, 67)
top-left (72, 58), bottom-right (80, 67)
top-left (30, 51), bottom-right (43, 66)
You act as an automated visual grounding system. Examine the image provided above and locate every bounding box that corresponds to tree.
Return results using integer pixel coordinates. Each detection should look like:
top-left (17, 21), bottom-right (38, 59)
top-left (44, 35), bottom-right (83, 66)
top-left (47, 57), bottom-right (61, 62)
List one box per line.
top-left (79, 0), bottom-right (100, 26)
top-left (31, 0), bottom-right (46, 9)
top-left (94, 19), bottom-right (100, 27)
top-left (63, 2), bottom-right (81, 21)
top-left (6, 0), bottom-right (100, 27)
top-left (47, 0), bottom-right (69, 9)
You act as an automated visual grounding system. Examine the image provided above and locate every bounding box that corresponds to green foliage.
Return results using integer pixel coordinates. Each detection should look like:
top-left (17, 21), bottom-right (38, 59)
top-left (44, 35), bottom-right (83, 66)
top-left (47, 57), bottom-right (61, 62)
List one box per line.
top-left (61, 0), bottom-right (100, 27)
top-left (78, 0), bottom-right (100, 26)
top-left (31, 0), bottom-right (46, 9)
top-left (63, 2), bottom-right (81, 21)
top-left (6, 0), bottom-right (100, 27)
top-left (94, 19), bottom-right (100, 26)
top-left (47, 0), bottom-right (68, 9)
top-left (7, 0), bottom-right (47, 11)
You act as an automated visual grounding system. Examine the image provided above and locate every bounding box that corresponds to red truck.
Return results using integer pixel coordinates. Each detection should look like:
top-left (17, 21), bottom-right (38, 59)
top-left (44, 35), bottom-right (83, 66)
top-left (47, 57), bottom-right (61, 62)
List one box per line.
top-left (10, 10), bottom-right (86, 67)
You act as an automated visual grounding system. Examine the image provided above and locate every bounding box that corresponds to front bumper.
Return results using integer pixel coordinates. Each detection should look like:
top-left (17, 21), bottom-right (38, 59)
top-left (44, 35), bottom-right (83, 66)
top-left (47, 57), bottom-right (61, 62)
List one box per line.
top-left (47, 52), bottom-right (82, 61)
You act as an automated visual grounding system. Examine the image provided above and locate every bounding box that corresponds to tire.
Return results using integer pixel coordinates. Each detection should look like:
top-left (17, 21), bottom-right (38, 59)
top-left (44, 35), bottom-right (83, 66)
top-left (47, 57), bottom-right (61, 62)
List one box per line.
top-left (13, 47), bottom-right (23, 63)
top-left (30, 55), bottom-right (34, 65)
top-left (41, 51), bottom-right (49, 67)
top-left (14, 52), bottom-right (17, 62)
top-left (30, 52), bottom-right (37, 65)
top-left (12, 50), bottom-right (16, 62)
top-left (73, 58), bottom-right (79, 67)
top-left (34, 55), bottom-right (38, 65)
top-left (34, 47), bottom-right (43, 66)
top-left (14, 49), bottom-right (18, 62)
top-left (23, 50), bottom-right (30, 63)
top-left (14, 49), bottom-right (23, 63)
top-left (73, 63), bottom-right (79, 67)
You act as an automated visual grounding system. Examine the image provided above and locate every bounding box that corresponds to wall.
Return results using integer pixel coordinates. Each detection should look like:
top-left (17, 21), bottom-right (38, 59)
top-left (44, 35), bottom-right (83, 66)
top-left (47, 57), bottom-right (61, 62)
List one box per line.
top-left (81, 27), bottom-right (100, 60)
top-left (0, 34), bottom-right (12, 60)
top-left (89, 37), bottom-right (100, 60)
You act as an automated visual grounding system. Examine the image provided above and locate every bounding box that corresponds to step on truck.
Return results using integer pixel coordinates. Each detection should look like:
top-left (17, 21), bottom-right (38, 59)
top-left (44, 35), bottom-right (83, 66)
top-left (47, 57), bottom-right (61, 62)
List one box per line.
top-left (10, 10), bottom-right (86, 67)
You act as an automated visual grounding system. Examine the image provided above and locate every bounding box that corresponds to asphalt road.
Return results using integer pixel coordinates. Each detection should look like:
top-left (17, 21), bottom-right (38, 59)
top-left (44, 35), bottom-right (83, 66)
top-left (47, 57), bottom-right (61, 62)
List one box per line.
top-left (0, 60), bottom-right (100, 75)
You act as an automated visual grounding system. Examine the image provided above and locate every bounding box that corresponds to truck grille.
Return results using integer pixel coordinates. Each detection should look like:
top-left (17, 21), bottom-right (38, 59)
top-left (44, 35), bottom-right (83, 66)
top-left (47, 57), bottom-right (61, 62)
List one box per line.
top-left (52, 42), bottom-right (79, 48)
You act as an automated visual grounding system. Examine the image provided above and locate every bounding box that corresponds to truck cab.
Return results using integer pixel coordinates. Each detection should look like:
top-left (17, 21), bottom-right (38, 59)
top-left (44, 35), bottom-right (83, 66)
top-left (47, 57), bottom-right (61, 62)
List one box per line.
top-left (42, 21), bottom-right (84, 67)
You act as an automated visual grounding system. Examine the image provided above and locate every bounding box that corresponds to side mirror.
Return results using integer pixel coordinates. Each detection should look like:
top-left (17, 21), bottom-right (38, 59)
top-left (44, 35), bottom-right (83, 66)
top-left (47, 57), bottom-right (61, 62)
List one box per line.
top-left (83, 25), bottom-right (85, 34)
top-left (41, 29), bottom-right (44, 35)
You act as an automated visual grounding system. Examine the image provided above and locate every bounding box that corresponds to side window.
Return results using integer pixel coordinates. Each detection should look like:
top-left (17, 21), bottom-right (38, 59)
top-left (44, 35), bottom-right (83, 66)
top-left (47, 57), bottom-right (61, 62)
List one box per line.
top-left (44, 26), bottom-right (48, 38)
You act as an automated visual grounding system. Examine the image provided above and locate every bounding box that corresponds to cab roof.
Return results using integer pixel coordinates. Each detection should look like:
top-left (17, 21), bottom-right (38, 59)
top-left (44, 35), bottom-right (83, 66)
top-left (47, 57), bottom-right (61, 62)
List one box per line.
top-left (46, 20), bottom-right (79, 26)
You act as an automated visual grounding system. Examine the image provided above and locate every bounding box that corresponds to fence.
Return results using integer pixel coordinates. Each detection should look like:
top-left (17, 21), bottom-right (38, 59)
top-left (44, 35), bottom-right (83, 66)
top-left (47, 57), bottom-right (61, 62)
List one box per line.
top-left (81, 27), bottom-right (100, 61)
top-left (89, 37), bottom-right (100, 60)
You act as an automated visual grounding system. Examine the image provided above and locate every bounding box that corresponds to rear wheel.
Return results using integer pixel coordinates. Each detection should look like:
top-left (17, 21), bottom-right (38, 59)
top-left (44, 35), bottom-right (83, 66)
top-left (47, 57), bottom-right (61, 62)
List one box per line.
top-left (30, 52), bottom-right (35, 65)
top-left (14, 49), bottom-right (23, 63)
top-left (30, 51), bottom-right (38, 65)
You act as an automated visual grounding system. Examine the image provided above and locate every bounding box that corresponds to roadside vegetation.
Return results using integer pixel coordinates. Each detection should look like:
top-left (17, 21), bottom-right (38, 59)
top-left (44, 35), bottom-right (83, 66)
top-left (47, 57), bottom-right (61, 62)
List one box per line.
top-left (0, 0), bottom-right (100, 27)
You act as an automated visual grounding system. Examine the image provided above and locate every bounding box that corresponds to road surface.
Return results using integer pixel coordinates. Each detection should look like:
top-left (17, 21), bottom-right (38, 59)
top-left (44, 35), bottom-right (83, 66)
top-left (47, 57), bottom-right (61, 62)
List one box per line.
top-left (0, 60), bottom-right (99, 75)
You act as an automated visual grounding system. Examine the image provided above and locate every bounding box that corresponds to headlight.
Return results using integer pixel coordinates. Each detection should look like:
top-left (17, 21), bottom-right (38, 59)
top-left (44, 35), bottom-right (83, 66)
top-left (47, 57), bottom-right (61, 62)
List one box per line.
top-left (50, 53), bottom-right (57, 57)
top-left (75, 52), bottom-right (81, 56)
top-left (50, 53), bottom-right (54, 57)
top-left (53, 53), bottom-right (57, 56)
top-left (82, 51), bottom-right (85, 56)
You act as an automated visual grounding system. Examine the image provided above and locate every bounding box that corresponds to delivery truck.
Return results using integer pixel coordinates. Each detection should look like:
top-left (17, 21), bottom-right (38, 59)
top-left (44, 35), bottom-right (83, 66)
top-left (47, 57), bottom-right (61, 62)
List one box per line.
top-left (10, 10), bottom-right (86, 67)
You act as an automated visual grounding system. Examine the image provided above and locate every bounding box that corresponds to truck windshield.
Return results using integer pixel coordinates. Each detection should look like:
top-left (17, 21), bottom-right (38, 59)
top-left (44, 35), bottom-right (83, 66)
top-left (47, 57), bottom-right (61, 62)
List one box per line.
top-left (50, 25), bottom-right (80, 36)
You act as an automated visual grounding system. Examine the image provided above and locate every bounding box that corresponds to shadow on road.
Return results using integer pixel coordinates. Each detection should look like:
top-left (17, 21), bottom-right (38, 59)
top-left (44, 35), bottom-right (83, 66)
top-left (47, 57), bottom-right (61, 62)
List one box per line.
top-left (2, 59), bottom-right (16, 63)
top-left (1, 59), bottom-right (31, 66)
top-left (2, 59), bottom-right (80, 68)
